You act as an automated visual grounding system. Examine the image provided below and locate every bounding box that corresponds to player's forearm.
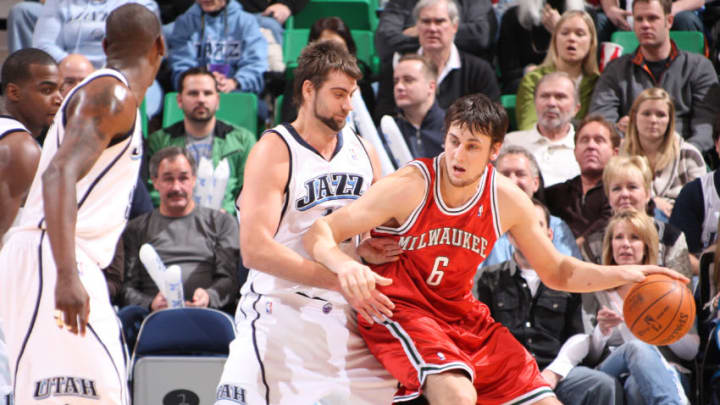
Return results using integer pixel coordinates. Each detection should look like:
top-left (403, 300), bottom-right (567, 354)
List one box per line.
top-left (42, 163), bottom-right (79, 276)
top-left (551, 256), bottom-right (636, 293)
top-left (303, 218), bottom-right (356, 275)
top-left (242, 229), bottom-right (339, 291)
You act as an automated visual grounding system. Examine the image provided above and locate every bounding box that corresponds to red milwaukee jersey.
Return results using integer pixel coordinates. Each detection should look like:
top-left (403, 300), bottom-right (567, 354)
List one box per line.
top-left (371, 156), bottom-right (501, 323)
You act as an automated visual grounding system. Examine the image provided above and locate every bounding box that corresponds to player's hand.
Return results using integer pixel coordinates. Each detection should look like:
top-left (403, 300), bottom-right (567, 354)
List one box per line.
top-left (357, 237), bottom-right (402, 265)
top-left (540, 369), bottom-right (560, 389)
top-left (337, 262), bottom-right (395, 324)
top-left (262, 3), bottom-right (291, 24)
top-left (186, 288), bottom-right (210, 308)
top-left (606, 6), bottom-right (632, 30)
top-left (597, 306), bottom-right (623, 335)
top-left (54, 272), bottom-right (90, 336)
top-left (151, 292), bottom-right (168, 312)
top-left (629, 265), bottom-right (690, 284)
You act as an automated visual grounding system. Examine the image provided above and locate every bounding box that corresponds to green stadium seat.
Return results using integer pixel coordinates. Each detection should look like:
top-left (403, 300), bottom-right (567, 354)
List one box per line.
top-left (610, 30), bottom-right (705, 55)
top-left (501, 94), bottom-right (517, 132)
top-left (274, 94), bottom-right (284, 125)
top-left (286, 0), bottom-right (378, 31)
top-left (140, 99), bottom-right (148, 138)
top-left (162, 92), bottom-right (258, 135)
top-left (283, 29), bottom-right (380, 75)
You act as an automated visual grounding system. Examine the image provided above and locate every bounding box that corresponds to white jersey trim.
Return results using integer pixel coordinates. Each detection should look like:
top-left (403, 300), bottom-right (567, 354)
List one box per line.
top-left (434, 154), bottom-right (487, 216)
top-left (375, 160), bottom-right (430, 235)
top-left (490, 169), bottom-right (502, 239)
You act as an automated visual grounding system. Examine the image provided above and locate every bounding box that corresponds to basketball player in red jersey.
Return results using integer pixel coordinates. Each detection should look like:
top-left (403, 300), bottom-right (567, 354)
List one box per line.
top-left (303, 93), bottom-right (688, 405)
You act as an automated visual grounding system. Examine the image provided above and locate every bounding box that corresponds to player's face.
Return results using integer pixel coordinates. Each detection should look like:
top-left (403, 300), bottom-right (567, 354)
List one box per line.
top-left (417, 1), bottom-right (458, 53)
top-left (535, 76), bottom-right (577, 131)
top-left (154, 155), bottom-right (197, 216)
top-left (443, 123), bottom-right (501, 188)
top-left (393, 60), bottom-right (434, 110)
top-left (634, 99), bottom-right (670, 145)
top-left (633, 0), bottom-right (672, 49)
top-left (178, 74), bottom-right (219, 124)
top-left (574, 122), bottom-right (617, 176)
top-left (311, 71), bottom-right (357, 132)
top-left (608, 169), bottom-right (651, 212)
top-left (611, 220), bottom-right (646, 265)
top-left (556, 16), bottom-right (592, 66)
top-left (19, 64), bottom-right (62, 129)
top-left (197, 0), bottom-right (227, 13)
top-left (496, 153), bottom-right (540, 197)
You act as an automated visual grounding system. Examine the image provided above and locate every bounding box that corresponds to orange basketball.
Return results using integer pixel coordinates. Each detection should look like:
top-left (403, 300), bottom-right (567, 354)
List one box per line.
top-left (623, 274), bottom-right (696, 346)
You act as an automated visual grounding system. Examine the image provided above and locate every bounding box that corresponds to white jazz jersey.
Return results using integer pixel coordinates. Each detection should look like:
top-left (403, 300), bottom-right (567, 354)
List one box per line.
top-left (15, 68), bottom-right (142, 268)
top-left (0, 115), bottom-right (29, 140)
top-left (241, 123), bottom-right (374, 302)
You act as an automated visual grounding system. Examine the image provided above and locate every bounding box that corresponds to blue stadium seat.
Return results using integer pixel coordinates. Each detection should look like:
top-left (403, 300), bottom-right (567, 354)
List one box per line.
top-left (130, 308), bottom-right (235, 404)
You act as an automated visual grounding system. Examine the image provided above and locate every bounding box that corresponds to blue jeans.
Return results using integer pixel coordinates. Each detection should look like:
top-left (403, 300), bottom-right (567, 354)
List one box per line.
top-left (556, 366), bottom-right (624, 405)
top-left (597, 340), bottom-right (687, 405)
top-left (118, 305), bottom-right (151, 354)
top-left (8, 2), bottom-right (42, 53)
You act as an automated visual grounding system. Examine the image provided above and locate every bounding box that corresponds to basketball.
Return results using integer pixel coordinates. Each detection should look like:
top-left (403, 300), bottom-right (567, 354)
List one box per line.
top-left (623, 274), bottom-right (696, 346)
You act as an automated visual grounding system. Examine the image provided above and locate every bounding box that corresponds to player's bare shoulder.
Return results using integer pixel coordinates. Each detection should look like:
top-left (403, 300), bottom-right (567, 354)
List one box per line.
top-left (0, 131), bottom-right (40, 171)
top-left (64, 76), bottom-right (136, 138)
top-left (494, 171), bottom-right (534, 233)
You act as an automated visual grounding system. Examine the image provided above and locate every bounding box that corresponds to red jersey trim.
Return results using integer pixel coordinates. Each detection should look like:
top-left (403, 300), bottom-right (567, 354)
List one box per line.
top-left (375, 160), bottom-right (431, 235)
top-left (433, 156), bottom-right (488, 216)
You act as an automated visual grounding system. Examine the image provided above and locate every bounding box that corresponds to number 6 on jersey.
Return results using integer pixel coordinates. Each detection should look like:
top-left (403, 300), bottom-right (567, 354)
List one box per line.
top-left (427, 256), bottom-right (449, 286)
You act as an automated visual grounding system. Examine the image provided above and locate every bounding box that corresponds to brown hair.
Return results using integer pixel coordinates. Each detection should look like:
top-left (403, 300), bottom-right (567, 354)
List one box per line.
top-left (574, 114), bottom-right (621, 148)
top-left (443, 94), bottom-right (508, 145)
top-left (397, 53), bottom-right (439, 81)
top-left (602, 209), bottom-right (659, 265)
top-left (633, 0), bottom-right (672, 15)
top-left (292, 40), bottom-right (362, 108)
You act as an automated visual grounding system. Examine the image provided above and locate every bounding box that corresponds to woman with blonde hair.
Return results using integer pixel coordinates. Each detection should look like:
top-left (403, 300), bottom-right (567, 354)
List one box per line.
top-left (580, 155), bottom-right (695, 278)
top-left (583, 209), bottom-right (697, 405)
top-left (515, 10), bottom-right (599, 130)
top-left (623, 87), bottom-right (706, 220)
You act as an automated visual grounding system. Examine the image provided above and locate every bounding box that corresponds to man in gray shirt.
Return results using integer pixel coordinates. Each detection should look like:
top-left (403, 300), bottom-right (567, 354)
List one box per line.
top-left (118, 146), bottom-right (239, 348)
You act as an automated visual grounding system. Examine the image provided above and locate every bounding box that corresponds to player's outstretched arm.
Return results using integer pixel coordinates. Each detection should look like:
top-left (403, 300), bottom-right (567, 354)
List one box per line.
top-left (238, 132), bottom-right (340, 290)
top-left (303, 165), bottom-right (425, 322)
top-left (497, 175), bottom-right (688, 293)
top-left (42, 78), bottom-right (136, 336)
top-left (0, 133), bottom-right (41, 240)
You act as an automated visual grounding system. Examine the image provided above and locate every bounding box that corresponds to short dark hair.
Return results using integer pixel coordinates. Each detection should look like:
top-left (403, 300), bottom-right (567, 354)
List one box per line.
top-left (574, 114), bottom-right (621, 148)
top-left (292, 40), bottom-right (363, 108)
top-left (309, 17), bottom-right (357, 56)
top-left (1, 48), bottom-right (56, 94)
top-left (633, 0), bottom-right (672, 15)
top-left (443, 94), bottom-right (508, 144)
top-left (178, 66), bottom-right (218, 93)
top-left (397, 53), bottom-right (438, 81)
top-left (531, 198), bottom-right (551, 227)
top-left (105, 4), bottom-right (162, 58)
top-left (149, 146), bottom-right (197, 178)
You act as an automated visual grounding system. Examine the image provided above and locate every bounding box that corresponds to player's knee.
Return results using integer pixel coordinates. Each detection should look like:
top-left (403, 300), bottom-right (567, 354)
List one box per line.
top-left (424, 372), bottom-right (476, 405)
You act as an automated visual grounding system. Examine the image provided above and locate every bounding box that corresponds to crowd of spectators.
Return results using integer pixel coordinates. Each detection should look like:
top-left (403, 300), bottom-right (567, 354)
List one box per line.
top-left (5, 0), bottom-right (720, 402)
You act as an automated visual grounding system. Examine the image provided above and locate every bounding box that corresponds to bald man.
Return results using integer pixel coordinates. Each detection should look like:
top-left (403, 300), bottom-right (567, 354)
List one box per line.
top-left (58, 54), bottom-right (95, 97)
top-left (0, 4), bottom-right (165, 404)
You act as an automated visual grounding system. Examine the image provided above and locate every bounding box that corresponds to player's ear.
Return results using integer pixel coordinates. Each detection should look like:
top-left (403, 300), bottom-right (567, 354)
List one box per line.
top-left (489, 141), bottom-right (502, 161)
top-left (4, 83), bottom-right (21, 102)
top-left (302, 79), bottom-right (315, 102)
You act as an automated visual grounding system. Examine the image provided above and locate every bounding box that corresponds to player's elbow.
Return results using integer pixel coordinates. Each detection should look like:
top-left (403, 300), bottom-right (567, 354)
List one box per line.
top-left (239, 231), bottom-right (265, 270)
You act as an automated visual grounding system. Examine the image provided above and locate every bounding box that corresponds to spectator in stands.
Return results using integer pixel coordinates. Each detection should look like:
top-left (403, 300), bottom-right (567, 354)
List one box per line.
top-left (386, 53), bottom-right (445, 158)
top-left (375, 0), bottom-right (500, 120)
top-left (595, 0), bottom-right (704, 43)
top-left (167, 0), bottom-right (268, 97)
top-left (622, 87), bottom-right (706, 220)
top-left (375, 0), bottom-right (496, 63)
top-left (670, 123), bottom-right (720, 258)
top-left (580, 156), bottom-right (694, 278)
top-left (477, 200), bottom-right (623, 405)
top-left (237, 0), bottom-right (309, 45)
top-left (582, 209), bottom-right (697, 404)
top-left (545, 115), bottom-right (619, 246)
top-left (589, 0), bottom-right (719, 154)
top-left (503, 72), bottom-right (581, 187)
top-left (516, 10), bottom-right (600, 130)
top-left (481, 145), bottom-right (581, 267)
top-left (7, 0), bottom-right (43, 53)
top-left (119, 146), bottom-right (239, 349)
top-left (147, 67), bottom-right (256, 215)
top-left (497, 0), bottom-right (587, 93)
top-left (57, 53), bottom-right (94, 97)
